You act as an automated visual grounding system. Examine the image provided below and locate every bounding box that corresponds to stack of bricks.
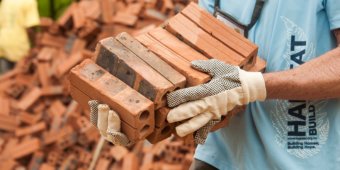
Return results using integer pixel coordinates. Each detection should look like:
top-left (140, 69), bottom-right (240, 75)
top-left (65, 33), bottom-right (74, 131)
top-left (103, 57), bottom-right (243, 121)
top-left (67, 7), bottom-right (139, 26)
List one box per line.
top-left (70, 2), bottom-right (266, 146)
top-left (0, 0), bottom-right (201, 169)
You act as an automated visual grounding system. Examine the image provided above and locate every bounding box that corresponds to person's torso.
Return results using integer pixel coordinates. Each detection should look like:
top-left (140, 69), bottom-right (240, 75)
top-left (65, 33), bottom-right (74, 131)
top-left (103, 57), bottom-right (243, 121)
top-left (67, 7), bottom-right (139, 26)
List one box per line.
top-left (196, 0), bottom-right (340, 169)
top-left (0, 0), bottom-right (35, 61)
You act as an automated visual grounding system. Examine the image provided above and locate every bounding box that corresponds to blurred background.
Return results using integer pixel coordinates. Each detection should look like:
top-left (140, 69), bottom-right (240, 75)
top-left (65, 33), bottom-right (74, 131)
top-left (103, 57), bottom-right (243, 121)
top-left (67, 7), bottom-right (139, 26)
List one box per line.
top-left (0, 0), bottom-right (197, 169)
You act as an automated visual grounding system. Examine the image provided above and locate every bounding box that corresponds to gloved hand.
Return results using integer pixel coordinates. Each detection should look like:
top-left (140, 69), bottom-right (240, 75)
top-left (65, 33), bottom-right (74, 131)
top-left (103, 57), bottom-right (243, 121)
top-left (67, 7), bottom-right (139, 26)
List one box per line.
top-left (166, 59), bottom-right (266, 140)
top-left (88, 100), bottom-right (132, 146)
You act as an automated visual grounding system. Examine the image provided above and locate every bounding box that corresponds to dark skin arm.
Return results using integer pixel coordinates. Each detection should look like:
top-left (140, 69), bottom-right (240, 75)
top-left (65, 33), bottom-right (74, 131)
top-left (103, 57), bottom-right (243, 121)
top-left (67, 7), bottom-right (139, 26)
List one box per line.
top-left (264, 29), bottom-right (340, 100)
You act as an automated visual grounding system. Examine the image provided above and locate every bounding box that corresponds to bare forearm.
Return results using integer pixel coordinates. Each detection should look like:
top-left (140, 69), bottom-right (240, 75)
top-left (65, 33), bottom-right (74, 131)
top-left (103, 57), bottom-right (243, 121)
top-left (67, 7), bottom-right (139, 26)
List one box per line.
top-left (264, 46), bottom-right (340, 100)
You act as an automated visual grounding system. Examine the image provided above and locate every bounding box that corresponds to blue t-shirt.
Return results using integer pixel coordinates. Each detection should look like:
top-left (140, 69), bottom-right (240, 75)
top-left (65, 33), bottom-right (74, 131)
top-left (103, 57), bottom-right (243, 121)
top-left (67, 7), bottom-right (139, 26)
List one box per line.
top-left (196, 0), bottom-right (340, 169)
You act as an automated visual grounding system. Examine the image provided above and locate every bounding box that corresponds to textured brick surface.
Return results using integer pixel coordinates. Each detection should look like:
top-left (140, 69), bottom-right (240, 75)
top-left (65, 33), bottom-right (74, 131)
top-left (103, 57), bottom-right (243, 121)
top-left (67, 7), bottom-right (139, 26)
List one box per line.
top-left (95, 37), bottom-right (176, 108)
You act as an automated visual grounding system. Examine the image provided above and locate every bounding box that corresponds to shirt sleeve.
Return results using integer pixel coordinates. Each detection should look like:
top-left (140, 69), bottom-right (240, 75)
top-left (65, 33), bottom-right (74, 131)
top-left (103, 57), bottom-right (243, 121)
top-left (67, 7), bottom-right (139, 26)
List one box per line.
top-left (325, 0), bottom-right (340, 30)
top-left (198, 0), bottom-right (215, 14)
top-left (23, 0), bottom-right (40, 28)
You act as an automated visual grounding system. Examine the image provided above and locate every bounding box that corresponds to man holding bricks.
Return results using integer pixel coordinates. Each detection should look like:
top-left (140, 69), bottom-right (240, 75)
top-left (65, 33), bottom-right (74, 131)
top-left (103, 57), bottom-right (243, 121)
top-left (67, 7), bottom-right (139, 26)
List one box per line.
top-left (89, 0), bottom-right (340, 169)
top-left (175, 0), bottom-right (340, 169)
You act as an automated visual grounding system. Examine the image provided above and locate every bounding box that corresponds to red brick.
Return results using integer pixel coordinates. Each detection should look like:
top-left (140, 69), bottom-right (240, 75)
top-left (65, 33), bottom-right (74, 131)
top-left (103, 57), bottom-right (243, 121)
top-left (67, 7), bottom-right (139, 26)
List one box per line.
top-left (116, 32), bottom-right (186, 89)
top-left (17, 87), bottom-right (42, 111)
top-left (95, 37), bottom-right (176, 108)
top-left (166, 13), bottom-right (246, 66)
top-left (136, 33), bottom-right (210, 86)
top-left (69, 59), bottom-right (154, 140)
top-left (181, 3), bottom-right (258, 62)
top-left (15, 122), bottom-right (46, 137)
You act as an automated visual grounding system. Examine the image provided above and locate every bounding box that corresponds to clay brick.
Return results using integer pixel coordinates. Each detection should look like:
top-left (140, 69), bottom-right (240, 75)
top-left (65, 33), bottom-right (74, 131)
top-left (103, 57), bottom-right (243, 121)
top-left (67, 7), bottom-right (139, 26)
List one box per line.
top-left (147, 124), bottom-right (174, 144)
top-left (37, 62), bottom-right (51, 87)
top-left (95, 158), bottom-right (110, 170)
top-left (70, 38), bottom-right (87, 55)
top-left (0, 98), bottom-right (10, 115)
top-left (132, 24), bottom-right (156, 36)
top-left (60, 154), bottom-right (77, 170)
top-left (17, 87), bottom-right (42, 111)
top-left (15, 122), bottom-right (46, 137)
top-left (95, 37), bottom-right (175, 108)
top-left (136, 33), bottom-right (210, 86)
top-left (148, 28), bottom-right (208, 62)
top-left (40, 163), bottom-right (55, 170)
top-left (99, 0), bottom-right (114, 24)
top-left (9, 138), bottom-right (40, 159)
top-left (72, 4), bottom-right (86, 29)
top-left (28, 151), bottom-right (44, 170)
top-left (78, 20), bottom-right (100, 39)
top-left (155, 107), bottom-right (170, 128)
top-left (48, 100), bottom-right (66, 116)
top-left (69, 59), bottom-right (154, 140)
top-left (113, 12), bottom-right (138, 26)
top-left (122, 153), bottom-right (139, 170)
top-left (110, 146), bottom-right (128, 161)
top-left (43, 126), bottom-right (73, 145)
top-left (40, 33), bottom-right (67, 48)
top-left (0, 115), bottom-right (18, 131)
top-left (125, 2), bottom-right (144, 15)
top-left (41, 86), bottom-right (64, 96)
top-left (79, 0), bottom-right (101, 20)
top-left (248, 57), bottom-right (267, 72)
top-left (19, 111), bottom-right (41, 125)
top-left (181, 3), bottom-right (258, 62)
top-left (57, 3), bottom-right (76, 28)
top-left (37, 47), bottom-right (56, 61)
top-left (166, 13), bottom-right (246, 66)
top-left (116, 32), bottom-right (186, 89)
top-left (70, 81), bottom-right (148, 142)
top-left (56, 52), bottom-right (83, 78)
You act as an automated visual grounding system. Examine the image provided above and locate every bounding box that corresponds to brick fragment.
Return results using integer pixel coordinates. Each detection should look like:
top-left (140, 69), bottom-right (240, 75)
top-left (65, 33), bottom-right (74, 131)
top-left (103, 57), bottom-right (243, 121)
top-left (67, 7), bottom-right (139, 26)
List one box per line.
top-left (15, 122), bottom-right (46, 137)
top-left (122, 153), bottom-right (139, 170)
top-left (17, 87), bottom-right (42, 111)
top-left (99, 0), bottom-right (114, 24)
top-left (0, 115), bottom-right (18, 131)
top-left (37, 62), bottom-right (51, 87)
top-left (37, 47), bottom-right (56, 61)
top-left (56, 52), bottom-right (83, 78)
top-left (113, 12), bottom-right (138, 26)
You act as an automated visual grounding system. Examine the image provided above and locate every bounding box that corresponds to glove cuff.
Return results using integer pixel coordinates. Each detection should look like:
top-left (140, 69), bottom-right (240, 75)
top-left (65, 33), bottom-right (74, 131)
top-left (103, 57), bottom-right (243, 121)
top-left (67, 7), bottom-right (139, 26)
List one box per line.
top-left (239, 70), bottom-right (266, 103)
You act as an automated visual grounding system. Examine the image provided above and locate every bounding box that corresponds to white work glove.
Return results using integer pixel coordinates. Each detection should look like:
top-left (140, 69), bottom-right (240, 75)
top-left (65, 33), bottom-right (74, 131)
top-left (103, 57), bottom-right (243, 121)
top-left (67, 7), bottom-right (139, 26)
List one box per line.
top-left (88, 100), bottom-right (132, 146)
top-left (166, 59), bottom-right (266, 143)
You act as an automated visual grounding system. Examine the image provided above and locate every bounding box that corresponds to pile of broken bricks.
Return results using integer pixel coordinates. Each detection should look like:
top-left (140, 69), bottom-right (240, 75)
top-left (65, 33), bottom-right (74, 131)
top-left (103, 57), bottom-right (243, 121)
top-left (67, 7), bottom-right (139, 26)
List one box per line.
top-left (70, 2), bottom-right (266, 147)
top-left (0, 0), bottom-right (203, 169)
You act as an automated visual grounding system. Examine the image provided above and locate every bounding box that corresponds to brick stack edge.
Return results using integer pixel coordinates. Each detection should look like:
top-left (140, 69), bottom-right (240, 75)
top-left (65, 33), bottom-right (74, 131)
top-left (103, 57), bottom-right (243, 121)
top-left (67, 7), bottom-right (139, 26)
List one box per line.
top-left (0, 0), bottom-right (201, 169)
top-left (70, 2), bottom-right (266, 145)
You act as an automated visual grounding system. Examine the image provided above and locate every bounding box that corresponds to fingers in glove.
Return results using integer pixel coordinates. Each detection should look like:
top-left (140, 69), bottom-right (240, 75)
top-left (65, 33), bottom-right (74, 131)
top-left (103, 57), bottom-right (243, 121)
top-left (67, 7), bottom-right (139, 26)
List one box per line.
top-left (191, 59), bottom-right (233, 77)
top-left (88, 100), bottom-right (99, 127)
top-left (167, 83), bottom-right (215, 107)
top-left (194, 120), bottom-right (220, 144)
top-left (106, 131), bottom-right (132, 146)
top-left (107, 110), bottom-right (121, 132)
top-left (167, 99), bottom-right (208, 123)
top-left (175, 112), bottom-right (214, 137)
top-left (97, 104), bottom-right (109, 137)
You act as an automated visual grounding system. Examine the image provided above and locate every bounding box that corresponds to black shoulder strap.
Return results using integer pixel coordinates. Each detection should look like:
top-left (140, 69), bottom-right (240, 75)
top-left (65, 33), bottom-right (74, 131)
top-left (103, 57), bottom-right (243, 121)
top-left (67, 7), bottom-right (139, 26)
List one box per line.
top-left (214, 0), bottom-right (265, 29)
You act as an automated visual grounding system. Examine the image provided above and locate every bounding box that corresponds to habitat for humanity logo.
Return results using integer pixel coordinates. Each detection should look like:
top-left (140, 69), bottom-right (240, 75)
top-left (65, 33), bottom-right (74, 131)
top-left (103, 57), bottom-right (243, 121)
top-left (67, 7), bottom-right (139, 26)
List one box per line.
top-left (269, 17), bottom-right (329, 159)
